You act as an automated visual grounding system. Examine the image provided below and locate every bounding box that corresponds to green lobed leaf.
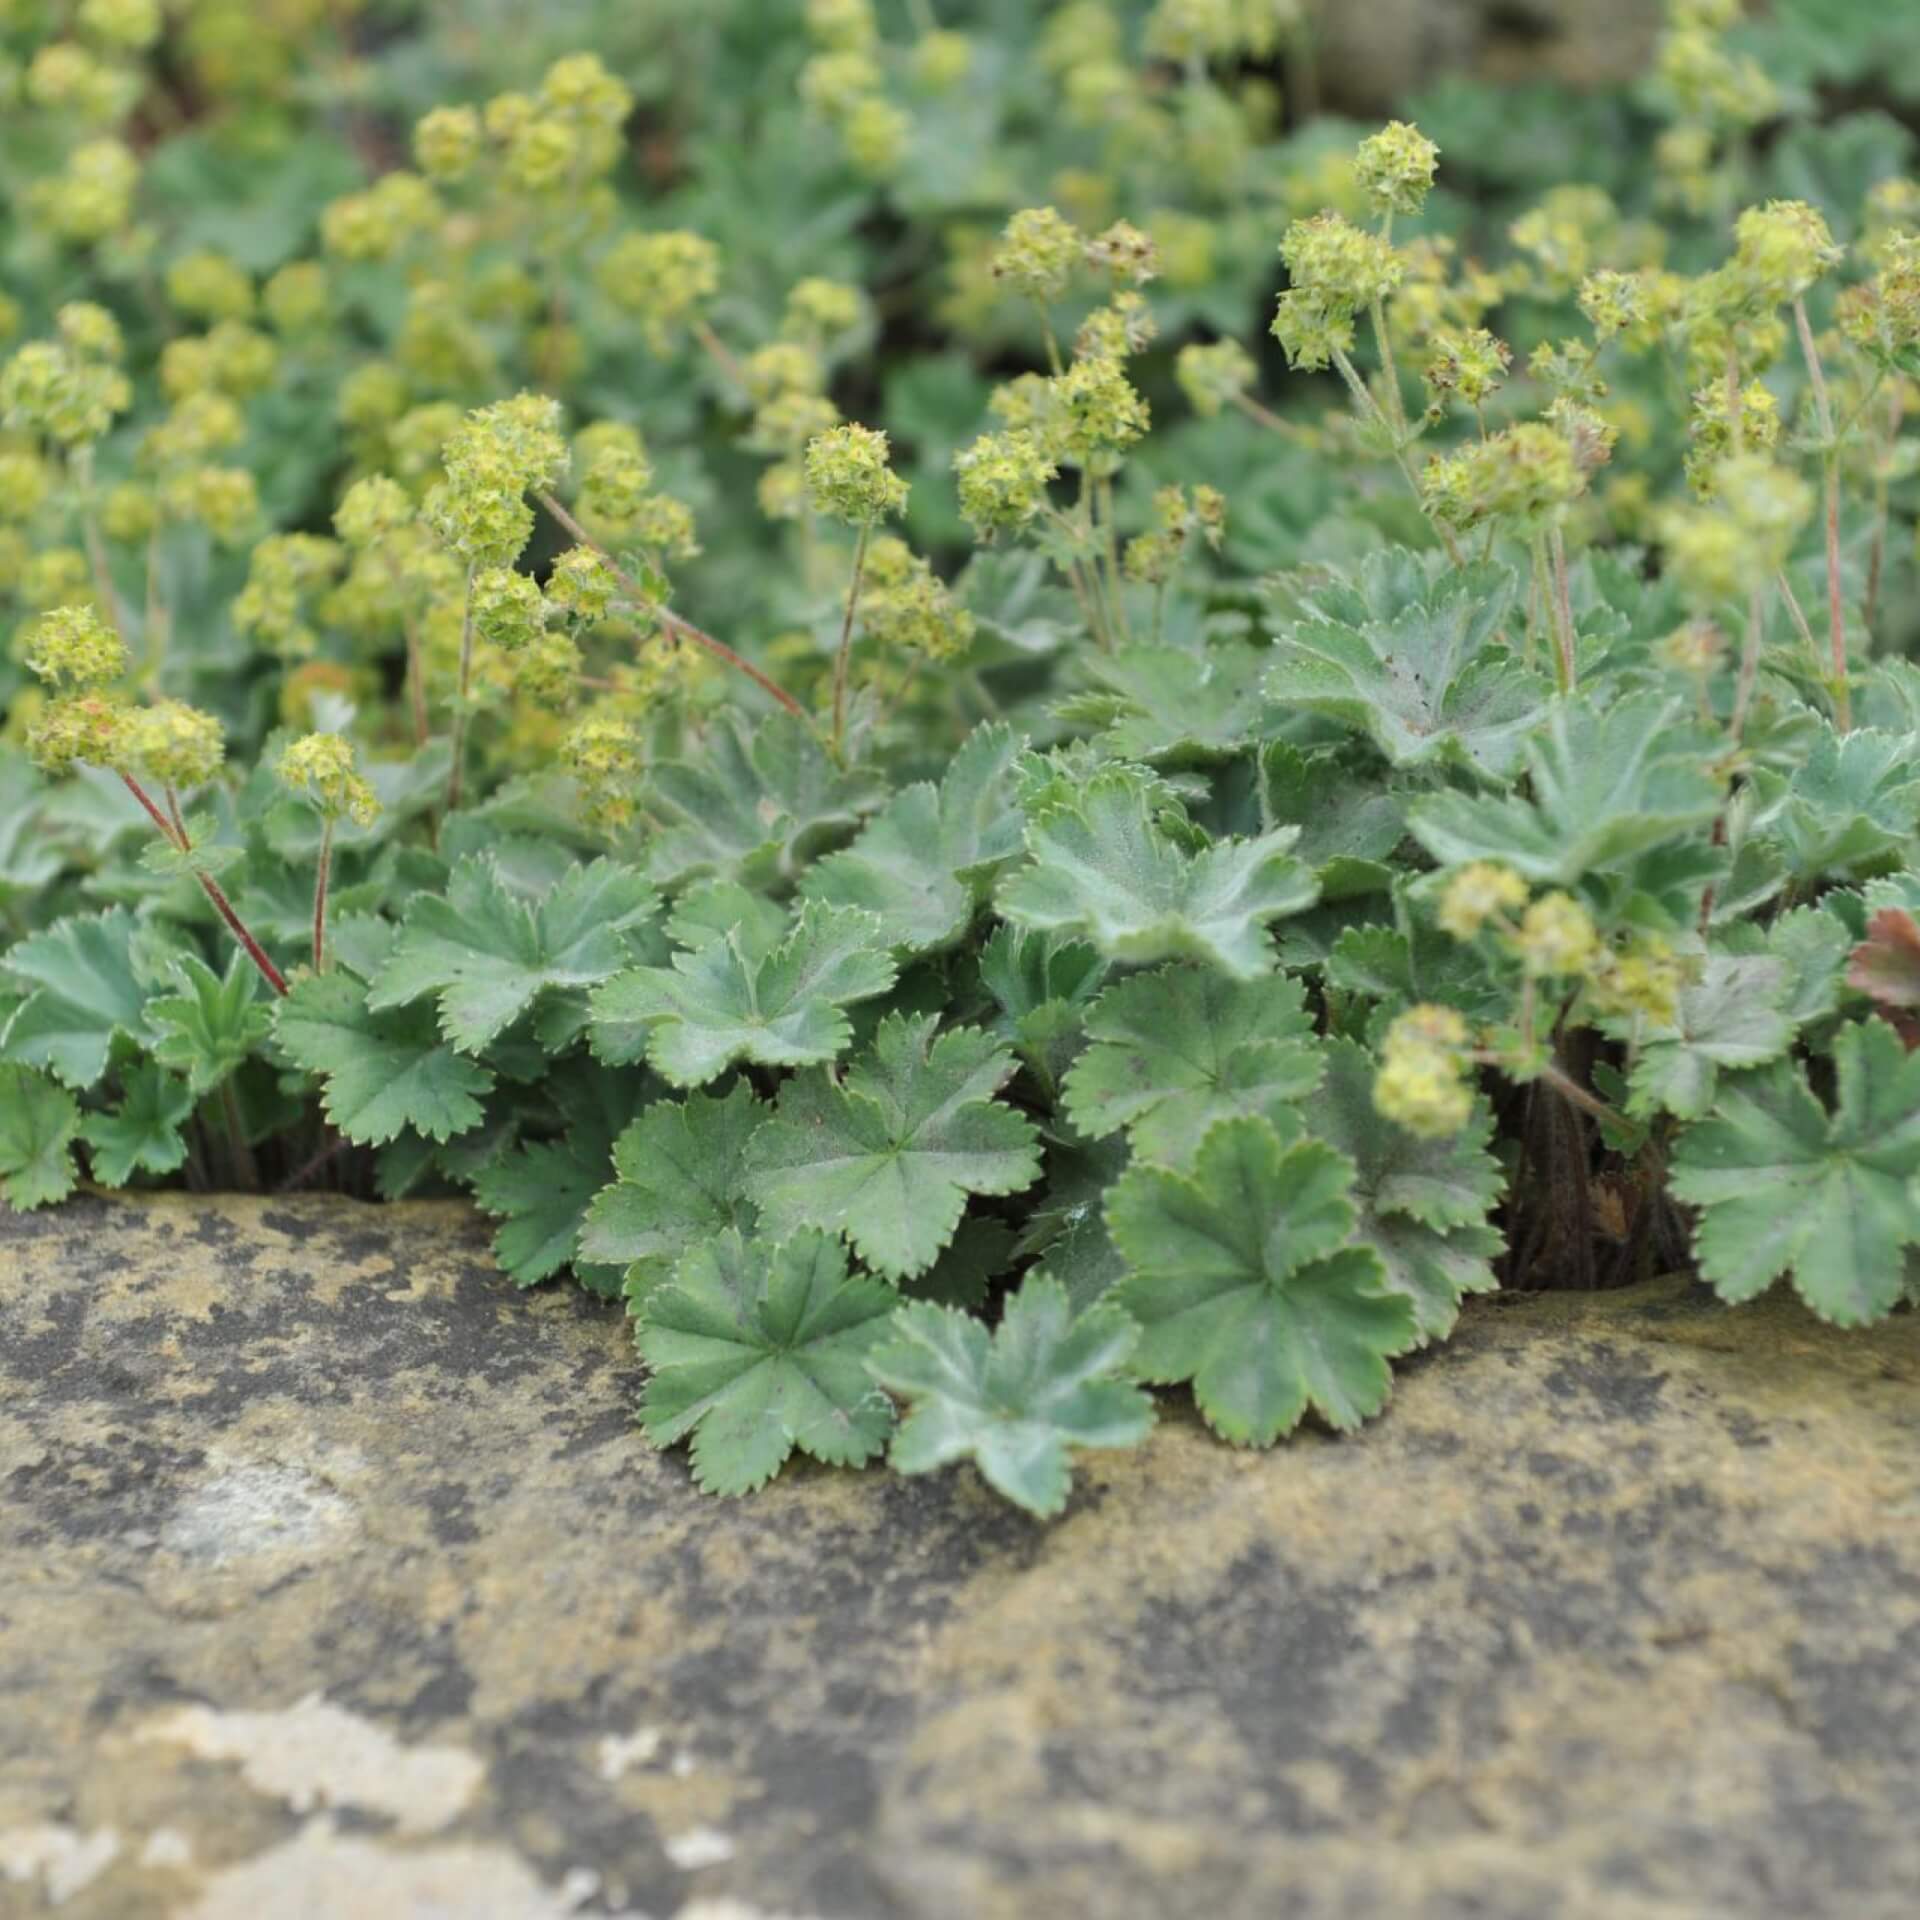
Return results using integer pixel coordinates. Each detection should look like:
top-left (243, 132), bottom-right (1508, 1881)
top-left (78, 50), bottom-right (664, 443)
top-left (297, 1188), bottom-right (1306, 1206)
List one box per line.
top-left (0, 909), bottom-right (177, 1090)
top-left (1610, 951), bottom-right (1796, 1121)
top-left (1304, 1038), bottom-right (1504, 1342)
top-left (80, 1064), bottom-right (196, 1187)
top-left (801, 721), bottom-right (1024, 953)
top-left (370, 855), bottom-right (660, 1054)
top-left (1669, 1019), bottom-right (1920, 1326)
top-left (1753, 727), bottom-right (1920, 881)
top-left (638, 1227), bottom-right (899, 1496)
top-left (146, 950), bottom-right (272, 1094)
top-left (996, 768), bottom-right (1319, 979)
top-left (867, 1273), bottom-right (1154, 1516)
top-left (274, 971), bottom-right (494, 1147)
top-left (1108, 1118), bottom-right (1419, 1443)
top-left (1408, 694), bottom-right (1723, 886)
top-left (0, 1065), bottom-right (82, 1209)
top-left (580, 1082), bottom-right (765, 1302)
top-left (590, 900), bottom-right (896, 1087)
top-left (1266, 560), bottom-right (1548, 779)
top-left (642, 708), bottom-right (885, 890)
top-left (743, 1012), bottom-right (1042, 1279)
top-left (1062, 964), bottom-right (1323, 1165)
top-left (1063, 641), bottom-right (1275, 764)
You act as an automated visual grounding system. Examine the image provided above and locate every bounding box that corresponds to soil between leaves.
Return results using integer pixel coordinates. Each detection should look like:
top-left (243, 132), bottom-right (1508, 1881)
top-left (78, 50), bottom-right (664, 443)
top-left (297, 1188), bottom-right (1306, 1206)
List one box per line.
top-left (3, 1192), bottom-right (1918, 1919)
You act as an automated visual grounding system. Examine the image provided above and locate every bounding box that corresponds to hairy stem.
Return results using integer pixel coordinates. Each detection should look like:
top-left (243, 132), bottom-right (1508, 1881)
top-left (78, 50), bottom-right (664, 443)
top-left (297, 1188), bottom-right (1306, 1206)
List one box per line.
top-left (1096, 474), bottom-right (1133, 647)
top-left (1774, 568), bottom-right (1821, 672)
top-left (1821, 461), bottom-right (1851, 730)
top-left (536, 491), bottom-right (809, 720)
top-left (1537, 1061), bottom-right (1627, 1132)
top-left (1331, 347), bottom-right (1466, 567)
top-left (1229, 389), bottom-right (1316, 446)
top-left (121, 773), bottom-right (289, 996)
top-left (446, 566), bottom-right (476, 815)
top-left (1792, 297), bottom-right (1851, 730)
top-left (1547, 525), bottom-right (1577, 695)
top-left (312, 816), bottom-right (334, 975)
top-left (831, 518), bottom-right (872, 759)
top-left (692, 316), bottom-right (745, 389)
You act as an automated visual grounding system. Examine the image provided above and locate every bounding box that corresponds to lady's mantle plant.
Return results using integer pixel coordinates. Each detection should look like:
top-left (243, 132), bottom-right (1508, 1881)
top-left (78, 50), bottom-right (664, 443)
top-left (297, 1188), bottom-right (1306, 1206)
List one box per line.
top-left (3, 0), bottom-right (1920, 1514)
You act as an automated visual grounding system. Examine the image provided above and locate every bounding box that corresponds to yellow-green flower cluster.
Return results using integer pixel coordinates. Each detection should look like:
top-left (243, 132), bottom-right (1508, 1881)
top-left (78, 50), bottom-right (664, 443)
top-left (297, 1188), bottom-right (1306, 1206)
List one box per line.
top-left (495, 53), bottom-right (634, 196)
top-left (1272, 212), bottom-right (1402, 373)
top-left (22, 604), bottom-right (126, 690)
top-left (598, 230), bottom-right (722, 354)
top-left (1507, 892), bottom-right (1599, 978)
top-left (321, 171), bottom-right (440, 265)
top-left (29, 138), bottom-right (141, 246)
top-left (909, 29), bottom-right (972, 93)
top-left (953, 430), bottom-right (1058, 541)
top-left (1175, 338), bottom-right (1256, 418)
top-left (1075, 291), bottom-right (1158, 363)
top-left (1354, 121), bottom-right (1440, 217)
top-left (1084, 220), bottom-right (1159, 287)
top-left (1123, 484), bottom-right (1226, 584)
top-left (560, 715), bottom-right (643, 832)
top-left (278, 732), bottom-right (380, 827)
top-left (804, 423), bottom-right (907, 524)
top-left (1423, 327), bottom-right (1512, 411)
top-left (782, 277), bottom-right (866, 349)
top-left (25, 691), bottom-right (133, 776)
top-left (414, 106), bottom-right (482, 184)
top-left (991, 207), bottom-right (1085, 304)
top-left (797, 0), bottom-right (909, 177)
top-left (232, 534), bottom-right (346, 659)
top-left (78, 0), bottom-right (163, 50)
top-left (859, 539), bottom-right (974, 661)
top-left (1683, 377), bottom-right (1779, 497)
top-left (577, 441), bottom-right (654, 525)
top-left (1051, 352), bottom-right (1149, 465)
top-left (1578, 269), bottom-right (1648, 343)
top-left (1508, 186), bottom-right (1626, 300)
top-left (471, 566), bottom-right (549, 651)
top-left (166, 249), bottom-right (254, 323)
top-left (546, 546), bottom-right (619, 623)
top-left (1729, 199), bottom-right (1842, 309)
top-left (1660, 452), bottom-right (1812, 604)
top-left (129, 701), bottom-right (225, 789)
top-left (509, 392), bottom-right (683, 558)
top-left (263, 261), bottom-right (331, 336)
top-left (333, 475), bottom-right (415, 549)
top-left (0, 452), bottom-right (55, 526)
top-left (1373, 1005), bottom-right (1475, 1139)
top-left (1837, 234), bottom-right (1920, 362)
top-left (1421, 421), bottom-right (1587, 531)
top-left (1655, 0), bottom-right (1776, 136)
top-left (425, 392), bottom-right (568, 569)
top-left (0, 308), bottom-right (131, 446)
top-left (1436, 862), bottom-right (1528, 941)
top-left (1589, 935), bottom-right (1693, 1027)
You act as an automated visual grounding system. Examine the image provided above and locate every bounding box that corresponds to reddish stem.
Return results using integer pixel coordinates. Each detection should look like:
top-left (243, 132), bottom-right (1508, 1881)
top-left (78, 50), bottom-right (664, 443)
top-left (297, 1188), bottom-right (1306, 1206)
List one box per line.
top-left (121, 773), bottom-right (289, 997)
top-left (535, 492), bottom-right (809, 722)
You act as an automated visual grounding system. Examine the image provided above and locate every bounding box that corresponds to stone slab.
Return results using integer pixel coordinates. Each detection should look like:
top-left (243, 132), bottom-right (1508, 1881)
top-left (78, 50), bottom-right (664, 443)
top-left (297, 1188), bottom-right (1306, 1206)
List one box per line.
top-left (3, 1192), bottom-right (1919, 1918)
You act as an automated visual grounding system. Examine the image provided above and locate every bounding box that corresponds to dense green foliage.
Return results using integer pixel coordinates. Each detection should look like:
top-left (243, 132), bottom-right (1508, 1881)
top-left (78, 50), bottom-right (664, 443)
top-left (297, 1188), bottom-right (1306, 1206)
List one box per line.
top-left (5, 0), bottom-right (1920, 1512)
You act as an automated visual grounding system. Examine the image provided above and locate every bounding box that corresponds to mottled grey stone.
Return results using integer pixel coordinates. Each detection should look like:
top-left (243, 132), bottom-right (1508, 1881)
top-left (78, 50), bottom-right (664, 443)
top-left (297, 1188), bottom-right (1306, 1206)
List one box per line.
top-left (3, 1191), bottom-right (1919, 1919)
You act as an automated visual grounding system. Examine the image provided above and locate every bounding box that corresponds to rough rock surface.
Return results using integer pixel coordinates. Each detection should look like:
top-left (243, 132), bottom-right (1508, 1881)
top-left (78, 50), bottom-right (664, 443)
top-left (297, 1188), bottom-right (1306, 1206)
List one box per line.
top-left (3, 1191), bottom-right (1919, 1919)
